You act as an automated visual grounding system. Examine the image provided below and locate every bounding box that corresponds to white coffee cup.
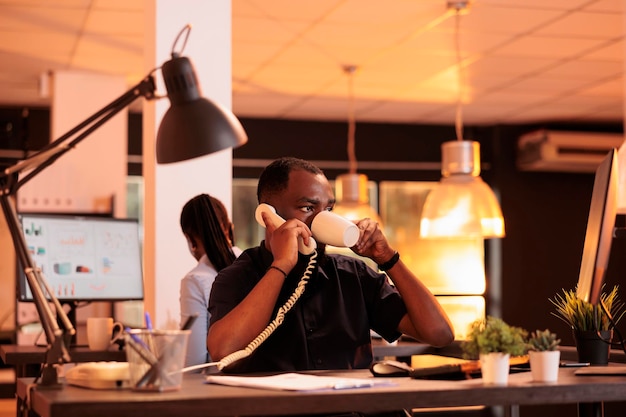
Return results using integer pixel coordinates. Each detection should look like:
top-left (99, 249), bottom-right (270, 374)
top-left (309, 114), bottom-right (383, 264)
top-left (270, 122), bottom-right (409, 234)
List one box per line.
top-left (311, 211), bottom-right (359, 248)
top-left (87, 317), bottom-right (124, 351)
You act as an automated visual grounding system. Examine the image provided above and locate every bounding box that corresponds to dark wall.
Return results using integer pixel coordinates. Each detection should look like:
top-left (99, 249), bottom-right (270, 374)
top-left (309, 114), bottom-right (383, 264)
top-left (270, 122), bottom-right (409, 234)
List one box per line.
top-left (233, 118), bottom-right (458, 182)
top-left (0, 106), bottom-right (143, 175)
top-left (493, 125), bottom-right (603, 336)
top-left (487, 124), bottom-right (625, 342)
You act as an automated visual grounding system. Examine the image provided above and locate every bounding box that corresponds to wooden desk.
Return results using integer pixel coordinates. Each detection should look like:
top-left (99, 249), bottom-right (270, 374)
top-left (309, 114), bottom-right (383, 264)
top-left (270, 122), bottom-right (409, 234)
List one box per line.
top-left (0, 345), bottom-right (126, 378)
top-left (16, 368), bottom-right (626, 417)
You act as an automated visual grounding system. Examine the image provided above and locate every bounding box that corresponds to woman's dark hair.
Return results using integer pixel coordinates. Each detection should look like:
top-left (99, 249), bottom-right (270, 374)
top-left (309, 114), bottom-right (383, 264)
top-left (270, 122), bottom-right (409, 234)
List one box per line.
top-left (180, 194), bottom-right (236, 271)
top-left (257, 157), bottom-right (323, 203)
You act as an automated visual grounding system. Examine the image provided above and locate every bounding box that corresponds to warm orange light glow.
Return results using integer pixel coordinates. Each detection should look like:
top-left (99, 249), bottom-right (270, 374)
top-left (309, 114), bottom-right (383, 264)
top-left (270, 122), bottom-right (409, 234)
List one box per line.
top-left (333, 203), bottom-right (382, 224)
top-left (435, 296), bottom-right (486, 340)
top-left (379, 181), bottom-right (488, 340)
top-left (333, 173), bottom-right (383, 224)
top-left (420, 141), bottom-right (505, 239)
top-left (396, 237), bottom-right (486, 294)
top-left (420, 176), bottom-right (505, 238)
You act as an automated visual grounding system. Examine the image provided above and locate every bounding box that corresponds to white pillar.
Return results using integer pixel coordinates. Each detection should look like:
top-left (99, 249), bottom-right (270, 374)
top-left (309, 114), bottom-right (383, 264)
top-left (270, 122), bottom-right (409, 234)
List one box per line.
top-left (143, 0), bottom-right (235, 328)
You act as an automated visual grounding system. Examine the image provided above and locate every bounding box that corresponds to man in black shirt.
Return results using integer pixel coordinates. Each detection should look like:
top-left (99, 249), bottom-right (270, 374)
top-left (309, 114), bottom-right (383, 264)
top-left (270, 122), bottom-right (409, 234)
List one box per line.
top-left (208, 157), bottom-right (454, 376)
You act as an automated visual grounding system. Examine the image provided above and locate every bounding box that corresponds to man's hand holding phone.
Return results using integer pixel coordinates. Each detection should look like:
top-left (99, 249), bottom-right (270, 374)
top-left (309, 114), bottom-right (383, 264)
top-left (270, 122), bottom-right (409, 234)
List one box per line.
top-left (264, 213), bottom-right (313, 270)
top-left (255, 204), bottom-right (316, 259)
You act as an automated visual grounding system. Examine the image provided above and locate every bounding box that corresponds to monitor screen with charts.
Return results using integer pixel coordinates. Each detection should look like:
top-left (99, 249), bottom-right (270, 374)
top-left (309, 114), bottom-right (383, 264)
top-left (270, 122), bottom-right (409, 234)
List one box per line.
top-left (17, 213), bottom-right (144, 303)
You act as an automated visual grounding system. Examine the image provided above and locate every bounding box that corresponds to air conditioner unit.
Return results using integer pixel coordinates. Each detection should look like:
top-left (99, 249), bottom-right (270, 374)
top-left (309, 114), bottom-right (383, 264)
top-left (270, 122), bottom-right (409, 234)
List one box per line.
top-left (517, 129), bottom-right (624, 173)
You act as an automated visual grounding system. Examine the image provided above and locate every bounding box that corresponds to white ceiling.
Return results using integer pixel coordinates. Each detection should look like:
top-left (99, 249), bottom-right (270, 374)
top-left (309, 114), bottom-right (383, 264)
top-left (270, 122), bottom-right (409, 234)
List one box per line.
top-left (0, 0), bottom-right (624, 126)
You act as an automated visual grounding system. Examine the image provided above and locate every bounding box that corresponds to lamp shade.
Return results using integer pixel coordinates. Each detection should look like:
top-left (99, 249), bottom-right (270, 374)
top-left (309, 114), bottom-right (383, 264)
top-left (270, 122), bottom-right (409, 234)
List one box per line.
top-left (156, 56), bottom-right (248, 163)
top-left (333, 173), bottom-right (382, 224)
top-left (420, 141), bottom-right (505, 238)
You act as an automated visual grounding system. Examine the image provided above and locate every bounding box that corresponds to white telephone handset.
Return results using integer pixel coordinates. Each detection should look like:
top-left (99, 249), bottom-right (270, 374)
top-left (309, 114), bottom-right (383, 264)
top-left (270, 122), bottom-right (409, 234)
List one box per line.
top-left (255, 203), bottom-right (317, 255)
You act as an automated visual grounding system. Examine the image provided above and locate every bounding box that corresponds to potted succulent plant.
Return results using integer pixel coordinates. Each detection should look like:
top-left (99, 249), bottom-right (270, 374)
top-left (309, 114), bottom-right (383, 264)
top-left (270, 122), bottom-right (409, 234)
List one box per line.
top-left (527, 329), bottom-right (561, 382)
top-left (461, 316), bottom-right (528, 385)
top-left (550, 285), bottom-right (625, 365)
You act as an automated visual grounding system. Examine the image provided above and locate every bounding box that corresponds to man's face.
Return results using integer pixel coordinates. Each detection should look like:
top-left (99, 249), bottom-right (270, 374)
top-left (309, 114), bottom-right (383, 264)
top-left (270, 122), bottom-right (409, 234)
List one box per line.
top-left (270, 169), bottom-right (335, 228)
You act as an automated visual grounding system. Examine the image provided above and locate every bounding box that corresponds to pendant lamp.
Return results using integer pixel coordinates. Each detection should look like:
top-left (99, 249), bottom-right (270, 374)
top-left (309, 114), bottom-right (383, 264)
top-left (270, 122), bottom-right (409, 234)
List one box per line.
top-left (420, 1), bottom-right (504, 239)
top-left (333, 65), bottom-right (382, 224)
top-left (420, 141), bottom-right (505, 238)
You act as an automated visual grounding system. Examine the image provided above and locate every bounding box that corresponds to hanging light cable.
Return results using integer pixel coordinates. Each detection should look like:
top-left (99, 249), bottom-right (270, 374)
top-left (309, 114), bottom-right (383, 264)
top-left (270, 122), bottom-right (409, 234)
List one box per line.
top-left (453, 1), bottom-right (464, 144)
top-left (333, 65), bottom-right (383, 224)
top-left (420, 1), bottom-right (505, 239)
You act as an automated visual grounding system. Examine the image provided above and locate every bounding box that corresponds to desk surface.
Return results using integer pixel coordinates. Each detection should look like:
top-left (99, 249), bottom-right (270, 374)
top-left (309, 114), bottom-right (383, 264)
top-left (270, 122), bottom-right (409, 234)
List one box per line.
top-left (16, 368), bottom-right (626, 417)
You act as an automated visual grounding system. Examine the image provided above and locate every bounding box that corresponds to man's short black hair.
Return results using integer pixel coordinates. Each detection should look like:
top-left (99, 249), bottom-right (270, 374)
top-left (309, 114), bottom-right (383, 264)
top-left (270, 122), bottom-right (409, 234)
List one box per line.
top-left (257, 157), bottom-right (324, 203)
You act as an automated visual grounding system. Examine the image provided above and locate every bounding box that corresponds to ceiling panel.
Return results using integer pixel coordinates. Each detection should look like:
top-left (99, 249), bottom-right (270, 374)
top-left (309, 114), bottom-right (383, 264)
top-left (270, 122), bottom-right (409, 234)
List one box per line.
top-left (534, 10), bottom-right (624, 38)
top-left (0, 0), bottom-right (623, 126)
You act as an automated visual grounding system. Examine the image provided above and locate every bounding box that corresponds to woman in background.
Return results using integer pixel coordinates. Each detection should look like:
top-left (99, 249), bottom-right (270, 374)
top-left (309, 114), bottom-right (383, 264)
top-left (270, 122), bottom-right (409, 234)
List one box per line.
top-left (179, 194), bottom-right (242, 368)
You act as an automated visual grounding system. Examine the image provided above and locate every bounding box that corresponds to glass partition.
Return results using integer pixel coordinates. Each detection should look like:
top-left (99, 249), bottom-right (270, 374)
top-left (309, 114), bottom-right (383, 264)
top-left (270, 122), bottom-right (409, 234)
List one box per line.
top-left (379, 181), bottom-right (486, 339)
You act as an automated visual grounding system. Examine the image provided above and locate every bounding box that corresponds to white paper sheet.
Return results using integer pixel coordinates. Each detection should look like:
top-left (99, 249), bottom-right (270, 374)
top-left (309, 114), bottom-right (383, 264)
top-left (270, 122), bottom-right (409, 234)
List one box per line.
top-left (205, 372), bottom-right (395, 391)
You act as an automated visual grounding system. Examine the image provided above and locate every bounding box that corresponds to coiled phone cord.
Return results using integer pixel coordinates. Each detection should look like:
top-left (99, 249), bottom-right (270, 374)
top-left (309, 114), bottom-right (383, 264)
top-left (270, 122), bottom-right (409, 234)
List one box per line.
top-left (215, 251), bottom-right (317, 370)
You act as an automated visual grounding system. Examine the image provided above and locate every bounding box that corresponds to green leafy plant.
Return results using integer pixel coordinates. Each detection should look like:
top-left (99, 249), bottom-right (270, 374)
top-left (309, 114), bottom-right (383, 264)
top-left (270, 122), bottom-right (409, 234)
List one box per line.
top-left (527, 329), bottom-right (560, 352)
top-left (461, 316), bottom-right (528, 360)
top-left (550, 285), bottom-right (625, 332)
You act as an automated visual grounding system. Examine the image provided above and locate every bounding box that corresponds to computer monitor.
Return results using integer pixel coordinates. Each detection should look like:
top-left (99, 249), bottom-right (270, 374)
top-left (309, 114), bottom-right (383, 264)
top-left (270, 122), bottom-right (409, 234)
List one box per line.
top-left (576, 148), bottom-right (618, 305)
top-left (17, 213), bottom-right (144, 304)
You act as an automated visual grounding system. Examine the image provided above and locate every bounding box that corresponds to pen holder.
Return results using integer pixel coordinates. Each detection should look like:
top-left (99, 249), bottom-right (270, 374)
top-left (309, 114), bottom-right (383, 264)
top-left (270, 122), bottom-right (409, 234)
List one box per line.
top-left (124, 329), bottom-right (190, 392)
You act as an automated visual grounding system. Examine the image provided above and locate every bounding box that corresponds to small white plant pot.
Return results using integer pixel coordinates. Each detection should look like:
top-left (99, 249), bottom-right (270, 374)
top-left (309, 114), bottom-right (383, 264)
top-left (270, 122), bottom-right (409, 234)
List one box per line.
top-left (479, 352), bottom-right (510, 385)
top-left (529, 350), bottom-right (561, 382)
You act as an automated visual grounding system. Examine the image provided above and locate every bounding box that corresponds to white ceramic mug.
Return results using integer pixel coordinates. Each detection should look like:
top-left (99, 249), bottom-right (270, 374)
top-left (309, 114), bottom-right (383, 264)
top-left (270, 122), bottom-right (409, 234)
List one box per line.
top-left (311, 211), bottom-right (359, 248)
top-left (87, 317), bottom-right (124, 351)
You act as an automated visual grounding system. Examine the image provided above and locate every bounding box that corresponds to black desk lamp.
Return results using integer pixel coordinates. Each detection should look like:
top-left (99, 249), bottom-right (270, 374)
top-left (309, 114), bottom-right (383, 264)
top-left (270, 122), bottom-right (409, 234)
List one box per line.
top-left (0, 24), bottom-right (248, 388)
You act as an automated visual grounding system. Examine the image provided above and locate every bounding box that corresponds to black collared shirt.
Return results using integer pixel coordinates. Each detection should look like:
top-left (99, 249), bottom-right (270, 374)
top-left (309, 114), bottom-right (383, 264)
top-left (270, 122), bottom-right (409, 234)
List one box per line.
top-left (209, 243), bottom-right (406, 373)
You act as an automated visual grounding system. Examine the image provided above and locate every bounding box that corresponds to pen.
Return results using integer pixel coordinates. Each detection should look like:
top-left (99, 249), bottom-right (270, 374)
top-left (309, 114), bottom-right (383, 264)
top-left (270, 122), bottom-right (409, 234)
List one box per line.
top-left (560, 361), bottom-right (590, 368)
top-left (181, 313), bottom-right (199, 330)
top-left (125, 335), bottom-right (158, 366)
top-left (126, 337), bottom-right (162, 388)
top-left (144, 312), bottom-right (153, 331)
top-left (143, 312), bottom-right (157, 356)
top-left (125, 327), bottom-right (150, 350)
top-left (333, 381), bottom-right (375, 390)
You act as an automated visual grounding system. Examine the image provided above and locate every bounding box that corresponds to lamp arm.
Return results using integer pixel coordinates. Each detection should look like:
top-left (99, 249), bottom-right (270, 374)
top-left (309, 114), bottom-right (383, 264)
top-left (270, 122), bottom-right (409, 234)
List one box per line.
top-left (0, 74), bottom-right (157, 387)
top-left (6, 75), bottom-right (157, 192)
top-left (0, 194), bottom-right (69, 386)
top-left (0, 196), bottom-right (60, 341)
